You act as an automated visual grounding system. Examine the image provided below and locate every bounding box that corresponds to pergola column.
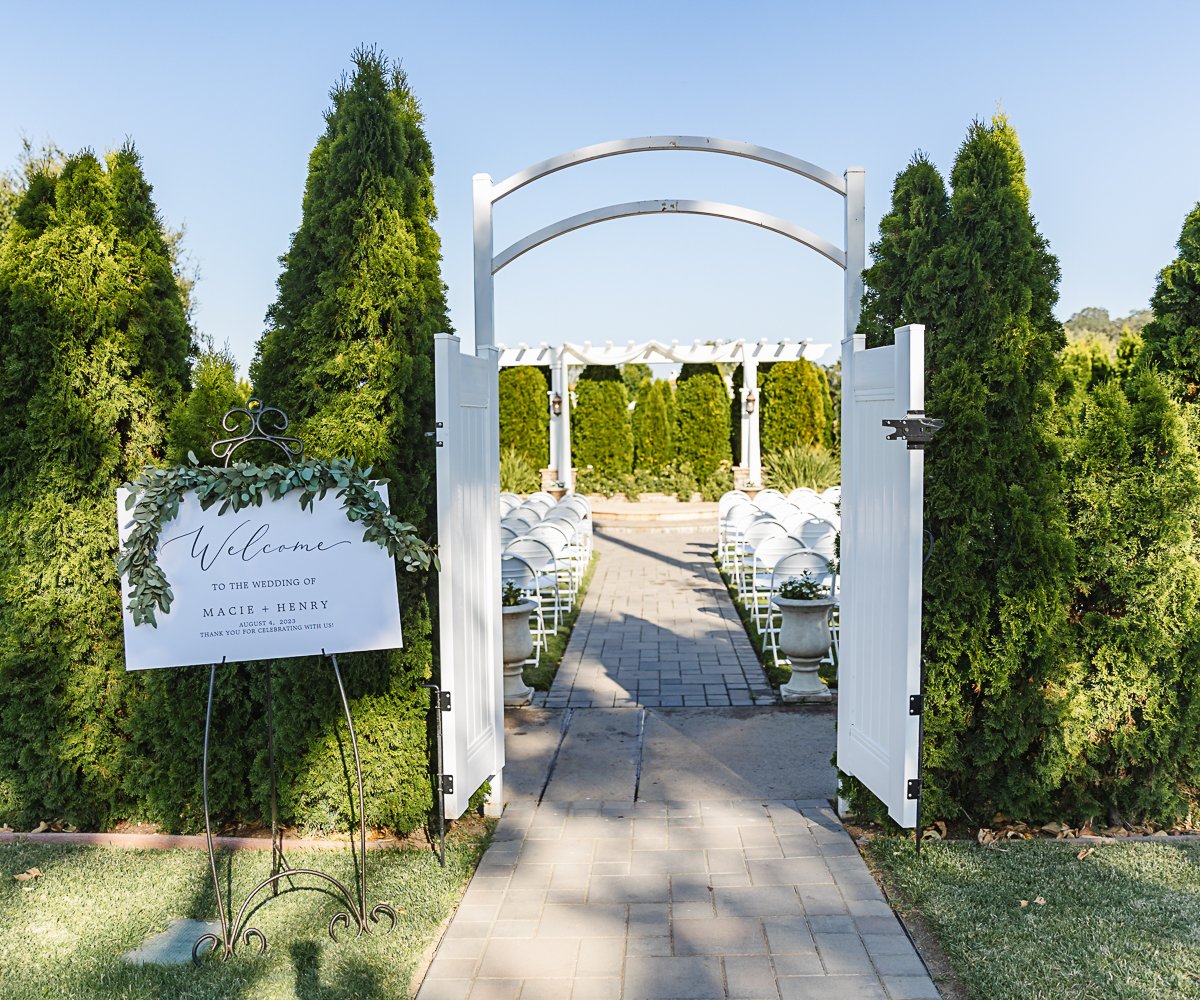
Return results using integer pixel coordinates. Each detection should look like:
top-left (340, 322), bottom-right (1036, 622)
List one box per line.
top-left (739, 349), bottom-right (761, 483)
top-left (556, 350), bottom-right (573, 489)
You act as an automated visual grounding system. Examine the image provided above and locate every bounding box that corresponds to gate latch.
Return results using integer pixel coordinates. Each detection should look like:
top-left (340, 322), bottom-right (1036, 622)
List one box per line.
top-left (882, 410), bottom-right (945, 450)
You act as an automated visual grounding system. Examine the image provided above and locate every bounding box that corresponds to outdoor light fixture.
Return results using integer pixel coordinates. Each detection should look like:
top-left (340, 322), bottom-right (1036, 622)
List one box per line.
top-left (744, 391), bottom-right (756, 415)
top-left (551, 393), bottom-right (563, 417)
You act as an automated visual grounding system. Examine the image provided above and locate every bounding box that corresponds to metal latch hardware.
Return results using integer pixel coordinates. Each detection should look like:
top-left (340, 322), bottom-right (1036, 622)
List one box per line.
top-left (882, 410), bottom-right (945, 450)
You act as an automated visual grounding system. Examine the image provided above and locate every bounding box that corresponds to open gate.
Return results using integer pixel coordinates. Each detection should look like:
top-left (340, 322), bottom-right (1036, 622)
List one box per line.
top-left (837, 324), bottom-right (930, 828)
top-left (433, 333), bottom-right (505, 819)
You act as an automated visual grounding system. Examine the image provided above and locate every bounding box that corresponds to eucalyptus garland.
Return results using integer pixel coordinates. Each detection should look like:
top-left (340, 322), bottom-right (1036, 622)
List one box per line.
top-left (117, 455), bottom-right (436, 627)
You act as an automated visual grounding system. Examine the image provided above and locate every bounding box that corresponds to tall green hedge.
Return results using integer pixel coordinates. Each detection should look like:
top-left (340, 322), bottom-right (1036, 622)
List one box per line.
top-left (674, 373), bottom-right (730, 481)
top-left (1140, 202), bottom-right (1200, 405)
top-left (854, 116), bottom-right (1075, 824)
top-left (167, 344), bottom-right (250, 465)
top-left (499, 366), bottom-right (549, 472)
top-left (633, 379), bottom-right (674, 470)
top-left (249, 48), bottom-right (447, 834)
top-left (1061, 369), bottom-right (1200, 820)
top-left (759, 360), bottom-right (832, 454)
top-left (0, 144), bottom-right (193, 828)
top-left (573, 378), bottom-right (632, 475)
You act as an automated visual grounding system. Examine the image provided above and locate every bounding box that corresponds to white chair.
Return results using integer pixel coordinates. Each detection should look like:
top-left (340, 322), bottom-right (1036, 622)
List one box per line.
top-left (742, 536), bottom-right (805, 628)
top-left (792, 516), bottom-right (838, 562)
top-left (500, 554), bottom-right (547, 660)
top-left (735, 517), bottom-right (788, 592)
top-left (506, 536), bottom-right (567, 632)
top-left (763, 549), bottom-right (837, 668)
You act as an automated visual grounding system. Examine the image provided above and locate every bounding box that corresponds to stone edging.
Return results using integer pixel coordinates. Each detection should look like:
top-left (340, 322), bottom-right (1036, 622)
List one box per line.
top-left (0, 830), bottom-right (409, 851)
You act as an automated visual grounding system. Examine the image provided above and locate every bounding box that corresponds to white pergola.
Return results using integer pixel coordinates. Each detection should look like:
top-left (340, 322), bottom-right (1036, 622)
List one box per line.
top-left (497, 337), bottom-right (830, 488)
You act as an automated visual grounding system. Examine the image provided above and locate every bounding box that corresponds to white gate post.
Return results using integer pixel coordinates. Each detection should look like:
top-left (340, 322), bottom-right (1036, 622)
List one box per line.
top-left (548, 347), bottom-right (562, 479)
top-left (473, 173), bottom-right (495, 351)
top-left (740, 350), bottom-right (761, 483)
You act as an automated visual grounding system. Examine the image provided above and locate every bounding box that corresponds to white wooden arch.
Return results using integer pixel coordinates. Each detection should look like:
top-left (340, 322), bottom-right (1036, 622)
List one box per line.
top-left (475, 135), bottom-right (865, 488)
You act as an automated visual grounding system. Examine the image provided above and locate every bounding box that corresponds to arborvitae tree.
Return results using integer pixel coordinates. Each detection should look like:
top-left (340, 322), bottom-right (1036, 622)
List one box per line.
top-left (857, 153), bottom-right (949, 349)
top-left (1055, 337), bottom-right (1116, 435)
top-left (166, 344), bottom-right (250, 465)
top-left (499, 366), bottom-right (549, 472)
top-left (1140, 203), bottom-right (1200, 404)
top-left (621, 362), bottom-right (651, 397)
top-left (250, 48), bottom-right (448, 833)
top-left (674, 373), bottom-right (731, 480)
top-left (729, 363), bottom-right (743, 462)
top-left (917, 116), bottom-right (1074, 821)
top-left (759, 360), bottom-right (832, 455)
top-left (573, 379), bottom-right (633, 474)
top-left (0, 144), bottom-right (192, 827)
top-left (1061, 369), bottom-right (1200, 822)
top-left (579, 364), bottom-right (621, 383)
top-left (677, 362), bottom-right (720, 382)
top-left (633, 379), bottom-right (674, 470)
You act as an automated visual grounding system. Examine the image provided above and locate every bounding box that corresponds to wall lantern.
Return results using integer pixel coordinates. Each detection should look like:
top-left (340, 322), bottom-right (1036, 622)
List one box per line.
top-left (551, 393), bottom-right (563, 417)
top-left (744, 391), bottom-right (756, 415)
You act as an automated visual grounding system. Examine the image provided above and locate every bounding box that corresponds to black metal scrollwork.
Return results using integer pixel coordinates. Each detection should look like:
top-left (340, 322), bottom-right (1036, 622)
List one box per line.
top-left (211, 398), bottom-right (305, 466)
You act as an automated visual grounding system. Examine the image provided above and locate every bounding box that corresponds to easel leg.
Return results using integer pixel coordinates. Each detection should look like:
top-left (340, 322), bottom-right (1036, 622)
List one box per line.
top-left (193, 659), bottom-right (231, 964)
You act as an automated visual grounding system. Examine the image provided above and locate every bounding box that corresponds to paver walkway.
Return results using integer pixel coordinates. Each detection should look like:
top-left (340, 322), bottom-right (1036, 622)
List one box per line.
top-left (416, 526), bottom-right (940, 999)
top-left (533, 529), bottom-right (774, 708)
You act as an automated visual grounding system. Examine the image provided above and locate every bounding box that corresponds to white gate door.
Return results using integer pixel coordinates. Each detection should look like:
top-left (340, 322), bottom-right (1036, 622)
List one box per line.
top-left (837, 324), bottom-right (928, 828)
top-left (434, 333), bottom-right (504, 819)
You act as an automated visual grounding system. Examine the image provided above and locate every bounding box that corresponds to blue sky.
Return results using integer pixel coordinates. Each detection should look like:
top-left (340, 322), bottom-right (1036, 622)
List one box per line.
top-left (3, 1), bottom-right (1196, 372)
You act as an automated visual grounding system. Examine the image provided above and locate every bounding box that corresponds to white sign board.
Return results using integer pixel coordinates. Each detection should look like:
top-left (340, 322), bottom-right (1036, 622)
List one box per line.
top-left (117, 486), bottom-right (403, 670)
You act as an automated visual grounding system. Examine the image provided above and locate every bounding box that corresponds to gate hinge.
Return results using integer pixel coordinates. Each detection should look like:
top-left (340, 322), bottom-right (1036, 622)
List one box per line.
top-left (882, 410), bottom-right (945, 450)
top-left (440, 774), bottom-right (454, 795)
top-left (907, 778), bottom-right (921, 800)
top-left (439, 691), bottom-right (451, 712)
top-left (909, 694), bottom-right (923, 716)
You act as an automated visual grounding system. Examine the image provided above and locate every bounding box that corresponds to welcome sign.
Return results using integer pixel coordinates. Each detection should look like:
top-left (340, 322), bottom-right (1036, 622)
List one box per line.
top-left (117, 486), bottom-right (404, 670)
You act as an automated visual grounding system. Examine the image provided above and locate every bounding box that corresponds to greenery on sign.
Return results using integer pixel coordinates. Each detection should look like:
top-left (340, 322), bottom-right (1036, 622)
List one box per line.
top-left (762, 444), bottom-right (840, 492)
top-left (572, 378), bottom-right (633, 475)
top-left (118, 456), bottom-right (435, 626)
top-left (247, 47), bottom-right (451, 835)
top-left (759, 359), bottom-right (833, 453)
top-left (674, 372), bottom-right (731, 480)
top-left (1140, 202), bottom-right (1200, 405)
top-left (0, 142), bottom-right (194, 830)
top-left (498, 366), bottom-right (549, 471)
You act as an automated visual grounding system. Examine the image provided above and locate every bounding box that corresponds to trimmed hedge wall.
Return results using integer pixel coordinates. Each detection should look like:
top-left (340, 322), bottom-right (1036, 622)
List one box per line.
top-left (633, 379), bottom-right (674, 470)
top-left (674, 373), bottom-right (730, 481)
top-left (760, 360), bottom-right (832, 454)
top-left (0, 145), bottom-right (193, 828)
top-left (499, 366), bottom-right (549, 472)
top-left (573, 378), bottom-right (633, 475)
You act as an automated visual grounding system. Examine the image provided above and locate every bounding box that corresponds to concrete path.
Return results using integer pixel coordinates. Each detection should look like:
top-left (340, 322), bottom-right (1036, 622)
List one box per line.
top-left (415, 527), bottom-right (939, 999)
top-left (533, 529), bottom-right (775, 708)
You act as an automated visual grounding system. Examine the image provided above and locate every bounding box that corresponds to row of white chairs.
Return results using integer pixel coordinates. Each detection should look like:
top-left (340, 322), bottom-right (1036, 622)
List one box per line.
top-left (499, 491), bottom-right (593, 668)
top-left (718, 488), bottom-right (841, 673)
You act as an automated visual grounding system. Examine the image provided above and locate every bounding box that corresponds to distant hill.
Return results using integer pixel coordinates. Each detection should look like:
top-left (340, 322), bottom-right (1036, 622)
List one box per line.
top-left (1063, 306), bottom-right (1152, 349)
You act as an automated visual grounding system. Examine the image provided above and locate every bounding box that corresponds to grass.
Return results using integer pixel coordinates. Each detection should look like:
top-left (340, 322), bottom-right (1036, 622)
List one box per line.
top-left (713, 552), bottom-right (837, 691)
top-left (864, 836), bottom-right (1200, 1000)
top-left (0, 821), bottom-right (491, 999)
top-left (523, 552), bottom-right (598, 691)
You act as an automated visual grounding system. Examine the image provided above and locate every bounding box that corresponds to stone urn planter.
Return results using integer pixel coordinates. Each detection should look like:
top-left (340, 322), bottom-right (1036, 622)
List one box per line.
top-left (501, 597), bottom-right (537, 706)
top-left (771, 596), bottom-right (835, 703)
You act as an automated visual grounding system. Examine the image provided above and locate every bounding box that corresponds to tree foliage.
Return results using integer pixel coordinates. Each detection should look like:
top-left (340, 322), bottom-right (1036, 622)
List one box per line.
top-left (633, 379), bottom-right (674, 470)
top-left (166, 344), bottom-right (250, 465)
top-left (498, 366), bottom-right (549, 472)
top-left (1140, 202), bottom-right (1200, 404)
top-left (573, 379), bottom-right (633, 475)
top-left (249, 47), bottom-right (448, 833)
top-left (1060, 369), bottom-right (1200, 820)
top-left (759, 360), bottom-right (833, 454)
top-left (857, 153), bottom-right (949, 349)
top-left (674, 373), bottom-right (731, 481)
top-left (0, 143), bottom-right (193, 827)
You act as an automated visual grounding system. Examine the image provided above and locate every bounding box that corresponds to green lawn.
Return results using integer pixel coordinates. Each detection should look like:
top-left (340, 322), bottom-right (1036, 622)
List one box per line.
top-left (523, 552), bottom-right (598, 691)
top-left (864, 836), bottom-right (1200, 1000)
top-left (0, 824), bottom-right (490, 999)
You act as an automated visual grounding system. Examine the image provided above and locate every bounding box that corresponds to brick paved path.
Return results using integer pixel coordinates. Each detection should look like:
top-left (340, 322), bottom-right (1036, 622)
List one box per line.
top-left (415, 526), bottom-right (941, 999)
top-left (533, 529), bottom-right (775, 708)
